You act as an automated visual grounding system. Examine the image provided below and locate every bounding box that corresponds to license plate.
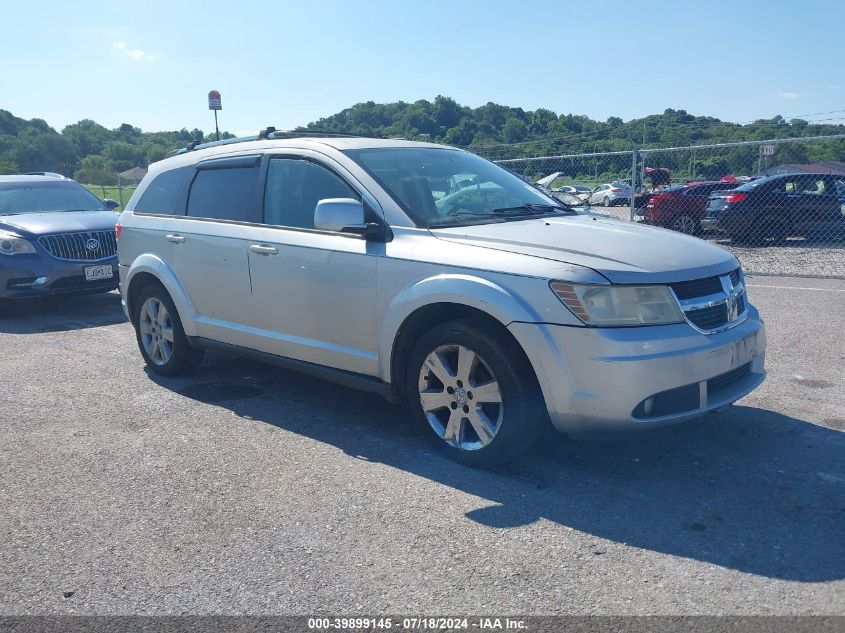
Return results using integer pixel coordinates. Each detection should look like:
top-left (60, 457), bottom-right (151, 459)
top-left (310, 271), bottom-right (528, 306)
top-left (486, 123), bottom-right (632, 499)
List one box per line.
top-left (728, 331), bottom-right (757, 368)
top-left (84, 264), bottom-right (113, 281)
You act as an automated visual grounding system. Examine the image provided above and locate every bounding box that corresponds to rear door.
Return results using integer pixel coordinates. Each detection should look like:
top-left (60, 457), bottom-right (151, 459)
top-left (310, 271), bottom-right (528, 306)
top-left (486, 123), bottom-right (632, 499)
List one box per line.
top-left (794, 175), bottom-right (842, 239)
top-left (163, 154), bottom-right (260, 341)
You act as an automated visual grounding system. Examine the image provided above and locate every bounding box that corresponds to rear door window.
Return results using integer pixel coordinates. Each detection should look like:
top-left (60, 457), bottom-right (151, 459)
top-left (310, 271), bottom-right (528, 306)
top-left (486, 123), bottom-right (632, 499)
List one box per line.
top-left (186, 162), bottom-right (261, 222)
top-left (798, 177), bottom-right (828, 196)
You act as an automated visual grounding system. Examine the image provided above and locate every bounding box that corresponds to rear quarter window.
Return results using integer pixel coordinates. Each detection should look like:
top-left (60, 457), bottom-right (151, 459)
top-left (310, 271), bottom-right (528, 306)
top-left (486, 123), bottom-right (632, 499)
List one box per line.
top-left (133, 166), bottom-right (193, 215)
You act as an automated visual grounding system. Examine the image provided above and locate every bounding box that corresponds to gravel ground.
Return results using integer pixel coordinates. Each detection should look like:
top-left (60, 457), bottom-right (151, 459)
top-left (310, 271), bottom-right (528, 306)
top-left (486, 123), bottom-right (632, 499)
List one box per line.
top-left (590, 205), bottom-right (845, 278)
top-left (0, 277), bottom-right (843, 615)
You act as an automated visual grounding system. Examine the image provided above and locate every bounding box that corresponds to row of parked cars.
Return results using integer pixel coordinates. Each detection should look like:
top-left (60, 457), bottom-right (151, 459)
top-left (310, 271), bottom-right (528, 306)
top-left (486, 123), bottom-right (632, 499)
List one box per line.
top-left (0, 134), bottom-right (767, 466)
top-left (543, 174), bottom-right (845, 242)
top-left (641, 173), bottom-right (845, 242)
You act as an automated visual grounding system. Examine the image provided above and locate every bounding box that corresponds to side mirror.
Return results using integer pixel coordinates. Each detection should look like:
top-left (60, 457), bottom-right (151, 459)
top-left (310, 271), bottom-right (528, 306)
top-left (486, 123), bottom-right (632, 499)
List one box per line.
top-left (314, 198), bottom-right (389, 241)
top-left (314, 198), bottom-right (365, 232)
top-left (103, 199), bottom-right (120, 210)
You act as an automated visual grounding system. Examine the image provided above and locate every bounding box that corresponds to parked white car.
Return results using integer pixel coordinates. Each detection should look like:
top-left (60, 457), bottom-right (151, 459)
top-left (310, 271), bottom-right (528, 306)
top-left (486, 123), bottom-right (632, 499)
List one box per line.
top-left (118, 133), bottom-right (766, 466)
top-left (589, 183), bottom-right (631, 207)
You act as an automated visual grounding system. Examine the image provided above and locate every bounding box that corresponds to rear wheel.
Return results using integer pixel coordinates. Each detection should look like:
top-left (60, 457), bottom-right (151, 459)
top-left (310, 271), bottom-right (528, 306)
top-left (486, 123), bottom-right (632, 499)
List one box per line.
top-left (669, 214), bottom-right (700, 235)
top-left (133, 283), bottom-right (203, 376)
top-left (406, 318), bottom-right (546, 467)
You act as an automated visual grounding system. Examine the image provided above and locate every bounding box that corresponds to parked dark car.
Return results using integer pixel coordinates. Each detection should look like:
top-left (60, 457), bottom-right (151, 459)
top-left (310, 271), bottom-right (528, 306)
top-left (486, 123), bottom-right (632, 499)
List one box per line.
top-left (644, 181), bottom-right (742, 235)
top-left (0, 175), bottom-right (120, 315)
top-left (702, 173), bottom-right (845, 244)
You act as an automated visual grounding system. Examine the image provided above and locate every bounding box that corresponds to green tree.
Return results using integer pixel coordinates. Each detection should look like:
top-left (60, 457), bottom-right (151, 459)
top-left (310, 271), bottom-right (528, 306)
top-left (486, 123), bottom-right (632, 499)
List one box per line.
top-left (0, 158), bottom-right (18, 174)
top-left (14, 133), bottom-right (78, 174)
top-left (502, 118), bottom-right (528, 143)
top-left (74, 155), bottom-right (115, 185)
top-left (103, 141), bottom-right (143, 172)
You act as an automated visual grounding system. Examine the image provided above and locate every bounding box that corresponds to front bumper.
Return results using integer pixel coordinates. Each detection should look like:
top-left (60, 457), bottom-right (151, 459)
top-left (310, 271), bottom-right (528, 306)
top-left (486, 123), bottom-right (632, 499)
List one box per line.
top-left (0, 254), bottom-right (118, 299)
top-left (509, 306), bottom-right (766, 434)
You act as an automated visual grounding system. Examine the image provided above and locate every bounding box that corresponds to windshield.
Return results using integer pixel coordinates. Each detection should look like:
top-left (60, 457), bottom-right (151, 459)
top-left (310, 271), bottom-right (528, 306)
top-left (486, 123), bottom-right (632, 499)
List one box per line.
top-left (344, 147), bottom-right (566, 227)
top-left (0, 181), bottom-right (107, 214)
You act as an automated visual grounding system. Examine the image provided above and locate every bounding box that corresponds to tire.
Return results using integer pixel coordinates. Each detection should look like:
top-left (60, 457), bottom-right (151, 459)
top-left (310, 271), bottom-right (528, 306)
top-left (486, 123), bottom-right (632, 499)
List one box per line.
top-left (669, 214), bottom-right (700, 236)
top-left (132, 282), bottom-right (204, 376)
top-left (405, 317), bottom-right (547, 467)
top-left (603, 196), bottom-right (611, 207)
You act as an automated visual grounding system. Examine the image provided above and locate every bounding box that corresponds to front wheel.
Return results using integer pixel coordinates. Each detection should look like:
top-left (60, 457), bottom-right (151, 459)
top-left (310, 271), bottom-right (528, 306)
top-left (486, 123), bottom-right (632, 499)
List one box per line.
top-left (406, 318), bottom-right (546, 467)
top-left (603, 196), bottom-right (611, 207)
top-left (133, 283), bottom-right (204, 376)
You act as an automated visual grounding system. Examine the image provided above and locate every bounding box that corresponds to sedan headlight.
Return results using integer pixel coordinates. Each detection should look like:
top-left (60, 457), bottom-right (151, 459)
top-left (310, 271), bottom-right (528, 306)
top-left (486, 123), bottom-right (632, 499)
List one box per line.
top-left (0, 234), bottom-right (36, 256)
top-left (551, 282), bottom-right (684, 326)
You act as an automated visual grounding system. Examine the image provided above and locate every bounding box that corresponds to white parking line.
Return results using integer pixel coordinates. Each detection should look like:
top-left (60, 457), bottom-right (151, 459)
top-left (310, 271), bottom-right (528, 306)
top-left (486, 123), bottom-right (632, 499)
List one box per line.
top-left (747, 284), bottom-right (845, 292)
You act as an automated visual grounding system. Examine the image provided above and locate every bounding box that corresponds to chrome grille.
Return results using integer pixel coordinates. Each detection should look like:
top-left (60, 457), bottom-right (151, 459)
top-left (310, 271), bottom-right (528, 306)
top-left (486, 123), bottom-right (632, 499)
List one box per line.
top-left (38, 230), bottom-right (117, 261)
top-left (669, 268), bottom-right (747, 333)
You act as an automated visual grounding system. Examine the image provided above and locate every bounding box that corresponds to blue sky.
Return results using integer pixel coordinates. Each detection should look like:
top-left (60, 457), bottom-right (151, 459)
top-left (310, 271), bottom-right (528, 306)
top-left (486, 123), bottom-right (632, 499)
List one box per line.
top-left (2, 0), bottom-right (843, 134)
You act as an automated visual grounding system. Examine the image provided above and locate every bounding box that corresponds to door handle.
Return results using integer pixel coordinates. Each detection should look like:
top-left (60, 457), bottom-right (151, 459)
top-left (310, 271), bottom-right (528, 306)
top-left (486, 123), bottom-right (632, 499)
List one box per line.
top-left (249, 244), bottom-right (278, 255)
top-left (165, 234), bottom-right (186, 243)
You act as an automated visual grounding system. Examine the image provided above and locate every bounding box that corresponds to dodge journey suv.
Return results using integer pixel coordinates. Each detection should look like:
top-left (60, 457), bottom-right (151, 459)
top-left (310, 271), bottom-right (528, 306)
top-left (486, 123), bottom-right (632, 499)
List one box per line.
top-left (118, 132), bottom-right (766, 466)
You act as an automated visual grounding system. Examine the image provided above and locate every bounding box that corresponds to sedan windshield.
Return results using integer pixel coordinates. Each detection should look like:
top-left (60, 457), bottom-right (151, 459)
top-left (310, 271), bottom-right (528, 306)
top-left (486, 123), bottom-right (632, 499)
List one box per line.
top-left (0, 181), bottom-right (108, 215)
top-left (344, 147), bottom-right (569, 227)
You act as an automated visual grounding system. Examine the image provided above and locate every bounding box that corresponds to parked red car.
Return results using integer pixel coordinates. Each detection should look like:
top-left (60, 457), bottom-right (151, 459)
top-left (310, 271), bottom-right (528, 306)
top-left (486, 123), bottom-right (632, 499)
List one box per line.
top-left (643, 180), bottom-right (742, 235)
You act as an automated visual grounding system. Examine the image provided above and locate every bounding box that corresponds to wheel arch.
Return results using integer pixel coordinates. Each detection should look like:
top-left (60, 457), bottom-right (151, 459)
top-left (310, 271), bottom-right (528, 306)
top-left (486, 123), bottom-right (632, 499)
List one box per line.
top-left (381, 274), bottom-right (543, 397)
top-left (124, 255), bottom-right (198, 335)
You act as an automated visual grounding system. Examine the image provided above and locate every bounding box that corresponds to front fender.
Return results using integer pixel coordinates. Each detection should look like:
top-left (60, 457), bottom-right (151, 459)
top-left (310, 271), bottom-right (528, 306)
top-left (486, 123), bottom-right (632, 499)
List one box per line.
top-left (124, 254), bottom-right (199, 336)
top-left (378, 273), bottom-right (544, 383)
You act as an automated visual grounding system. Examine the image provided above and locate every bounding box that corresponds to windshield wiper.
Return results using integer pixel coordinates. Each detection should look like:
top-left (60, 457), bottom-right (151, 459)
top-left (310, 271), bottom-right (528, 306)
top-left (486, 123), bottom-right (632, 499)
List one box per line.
top-left (491, 203), bottom-right (573, 217)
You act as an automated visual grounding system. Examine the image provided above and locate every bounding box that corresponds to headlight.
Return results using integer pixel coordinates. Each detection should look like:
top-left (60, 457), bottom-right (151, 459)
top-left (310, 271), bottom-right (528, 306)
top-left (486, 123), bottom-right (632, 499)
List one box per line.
top-left (551, 282), bottom-right (684, 326)
top-left (0, 234), bottom-right (36, 256)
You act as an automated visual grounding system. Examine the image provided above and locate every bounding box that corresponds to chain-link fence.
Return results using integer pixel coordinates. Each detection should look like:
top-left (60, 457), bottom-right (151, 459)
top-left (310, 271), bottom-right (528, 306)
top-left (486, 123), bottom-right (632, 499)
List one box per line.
top-left (488, 135), bottom-right (845, 278)
top-left (82, 182), bottom-right (138, 211)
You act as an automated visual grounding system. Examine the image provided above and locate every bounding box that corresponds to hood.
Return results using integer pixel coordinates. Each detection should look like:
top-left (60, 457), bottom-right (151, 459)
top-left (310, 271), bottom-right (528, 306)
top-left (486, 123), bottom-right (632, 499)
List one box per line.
top-left (430, 215), bottom-right (738, 284)
top-left (0, 211), bottom-right (119, 237)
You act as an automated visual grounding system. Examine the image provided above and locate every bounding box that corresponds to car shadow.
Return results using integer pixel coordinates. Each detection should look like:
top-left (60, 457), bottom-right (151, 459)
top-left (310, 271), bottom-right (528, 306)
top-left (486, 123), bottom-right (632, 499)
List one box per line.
top-left (0, 291), bottom-right (126, 334)
top-left (149, 350), bottom-right (845, 583)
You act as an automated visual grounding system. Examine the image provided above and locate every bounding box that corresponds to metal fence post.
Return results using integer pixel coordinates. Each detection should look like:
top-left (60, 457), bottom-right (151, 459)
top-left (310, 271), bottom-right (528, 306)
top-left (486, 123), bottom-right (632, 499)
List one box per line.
top-left (117, 177), bottom-right (124, 209)
top-left (629, 147), bottom-right (637, 222)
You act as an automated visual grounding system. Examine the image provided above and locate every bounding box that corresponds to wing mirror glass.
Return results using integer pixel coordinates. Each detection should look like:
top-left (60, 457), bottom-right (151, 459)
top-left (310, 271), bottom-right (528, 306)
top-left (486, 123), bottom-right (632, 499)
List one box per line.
top-left (103, 199), bottom-right (120, 210)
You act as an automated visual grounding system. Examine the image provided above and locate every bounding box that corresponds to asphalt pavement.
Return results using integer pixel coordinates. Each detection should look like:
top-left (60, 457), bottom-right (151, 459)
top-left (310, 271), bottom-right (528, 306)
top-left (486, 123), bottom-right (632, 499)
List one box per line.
top-left (0, 276), bottom-right (843, 615)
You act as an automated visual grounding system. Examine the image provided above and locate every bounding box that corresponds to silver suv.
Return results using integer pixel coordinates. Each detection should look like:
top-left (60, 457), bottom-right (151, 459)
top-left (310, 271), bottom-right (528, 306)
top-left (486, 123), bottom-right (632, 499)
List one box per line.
top-left (117, 132), bottom-right (766, 466)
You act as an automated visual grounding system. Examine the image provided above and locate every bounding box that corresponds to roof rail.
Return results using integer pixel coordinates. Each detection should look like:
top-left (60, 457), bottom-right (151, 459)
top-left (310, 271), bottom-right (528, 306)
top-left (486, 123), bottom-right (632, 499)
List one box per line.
top-left (164, 127), bottom-right (380, 158)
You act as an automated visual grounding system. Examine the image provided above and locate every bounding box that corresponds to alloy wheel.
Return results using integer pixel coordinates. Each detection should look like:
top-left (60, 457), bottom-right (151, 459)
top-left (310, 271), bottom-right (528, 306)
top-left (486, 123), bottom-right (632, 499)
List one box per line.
top-left (670, 215), bottom-right (698, 235)
top-left (139, 297), bottom-right (175, 366)
top-left (417, 344), bottom-right (503, 451)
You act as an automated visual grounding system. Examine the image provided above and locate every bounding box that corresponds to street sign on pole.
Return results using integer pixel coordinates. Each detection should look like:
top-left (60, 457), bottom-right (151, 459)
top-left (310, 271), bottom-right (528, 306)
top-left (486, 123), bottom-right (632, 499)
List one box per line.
top-left (208, 90), bottom-right (222, 111)
top-left (208, 90), bottom-right (222, 141)
top-left (762, 144), bottom-right (775, 156)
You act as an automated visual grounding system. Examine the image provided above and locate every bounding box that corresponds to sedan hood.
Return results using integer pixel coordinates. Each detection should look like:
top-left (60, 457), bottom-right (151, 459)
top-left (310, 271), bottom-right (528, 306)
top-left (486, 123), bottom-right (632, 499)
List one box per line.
top-left (430, 214), bottom-right (738, 284)
top-left (0, 211), bottom-right (119, 237)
